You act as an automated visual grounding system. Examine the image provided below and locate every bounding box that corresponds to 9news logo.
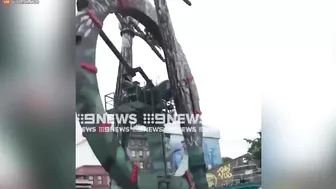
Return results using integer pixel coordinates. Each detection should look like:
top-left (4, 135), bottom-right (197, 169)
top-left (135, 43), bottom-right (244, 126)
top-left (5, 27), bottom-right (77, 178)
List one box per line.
top-left (2, 0), bottom-right (10, 5)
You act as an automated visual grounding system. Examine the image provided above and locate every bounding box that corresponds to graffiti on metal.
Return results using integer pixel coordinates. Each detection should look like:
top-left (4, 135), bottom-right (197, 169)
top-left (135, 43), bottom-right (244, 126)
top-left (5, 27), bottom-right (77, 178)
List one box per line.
top-left (206, 154), bottom-right (261, 187)
top-left (217, 164), bottom-right (233, 180)
top-left (206, 160), bottom-right (235, 187)
top-left (206, 173), bottom-right (217, 187)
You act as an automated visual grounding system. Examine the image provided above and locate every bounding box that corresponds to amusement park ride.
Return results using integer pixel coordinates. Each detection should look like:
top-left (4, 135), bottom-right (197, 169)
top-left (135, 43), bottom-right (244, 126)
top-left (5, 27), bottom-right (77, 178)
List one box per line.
top-left (75, 0), bottom-right (207, 188)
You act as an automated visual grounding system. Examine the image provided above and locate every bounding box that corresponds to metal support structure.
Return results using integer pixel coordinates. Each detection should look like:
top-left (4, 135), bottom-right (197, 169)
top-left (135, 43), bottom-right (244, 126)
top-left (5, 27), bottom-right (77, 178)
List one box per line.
top-left (110, 15), bottom-right (136, 189)
top-left (113, 15), bottom-right (135, 149)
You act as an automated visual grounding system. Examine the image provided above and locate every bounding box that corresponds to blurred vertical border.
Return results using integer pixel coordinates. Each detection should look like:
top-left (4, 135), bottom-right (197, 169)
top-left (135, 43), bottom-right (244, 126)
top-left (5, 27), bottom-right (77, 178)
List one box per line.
top-left (0, 1), bottom-right (75, 189)
top-left (262, 1), bottom-right (336, 188)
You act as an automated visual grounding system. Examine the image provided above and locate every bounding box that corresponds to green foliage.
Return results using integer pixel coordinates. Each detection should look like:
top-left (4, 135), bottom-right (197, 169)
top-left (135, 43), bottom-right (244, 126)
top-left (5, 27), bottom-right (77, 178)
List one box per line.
top-left (244, 132), bottom-right (261, 167)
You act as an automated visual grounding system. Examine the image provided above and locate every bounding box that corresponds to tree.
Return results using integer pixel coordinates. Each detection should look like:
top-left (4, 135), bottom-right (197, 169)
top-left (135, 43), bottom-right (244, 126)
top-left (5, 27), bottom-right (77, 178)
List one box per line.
top-left (244, 131), bottom-right (261, 167)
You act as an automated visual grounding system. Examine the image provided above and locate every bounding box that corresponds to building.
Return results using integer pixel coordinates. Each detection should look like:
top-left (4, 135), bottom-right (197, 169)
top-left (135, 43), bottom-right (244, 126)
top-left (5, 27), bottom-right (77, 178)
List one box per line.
top-left (206, 153), bottom-right (261, 187)
top-left (76, 165), bottom-right (109, 189)
top-left (124, 131), bottom-right (171, 171)
top-left (76, 177), bottom-right (93, 189)
top-left (126, 132), bottom-right (152, 170)
top-left (166, 123), bottom-right (222, 172)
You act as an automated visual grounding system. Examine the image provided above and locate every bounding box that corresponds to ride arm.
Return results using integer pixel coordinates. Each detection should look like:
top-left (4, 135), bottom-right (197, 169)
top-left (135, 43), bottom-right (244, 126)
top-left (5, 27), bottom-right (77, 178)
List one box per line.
top-left (113, 15), bottom-right (135, 152)
top-left (76, 1), bottom-right (141, 189)
top-left (151, 0), bottom-right (208, 189)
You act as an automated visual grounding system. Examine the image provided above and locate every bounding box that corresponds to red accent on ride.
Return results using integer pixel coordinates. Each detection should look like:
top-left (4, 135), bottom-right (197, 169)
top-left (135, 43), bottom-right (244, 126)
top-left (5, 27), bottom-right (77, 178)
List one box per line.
top-left (96, 123), bottom-right (112, 133)
top-left (87, 9), bottom-right (103, 28)
top-left (183, 171), bottom-right (193, 189)
top-left (97, 123), bottom-right (112, 133)
top-left (99, 123), bottom-right (112, 127)
top-left (130, 163), bottom-right (138, 183)
top-left (80, 62), bottom-right (98, 73)
top-left (193, 109), bottom-right (202, 114)
top-left (186, 76), bottom-right (194, 81)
